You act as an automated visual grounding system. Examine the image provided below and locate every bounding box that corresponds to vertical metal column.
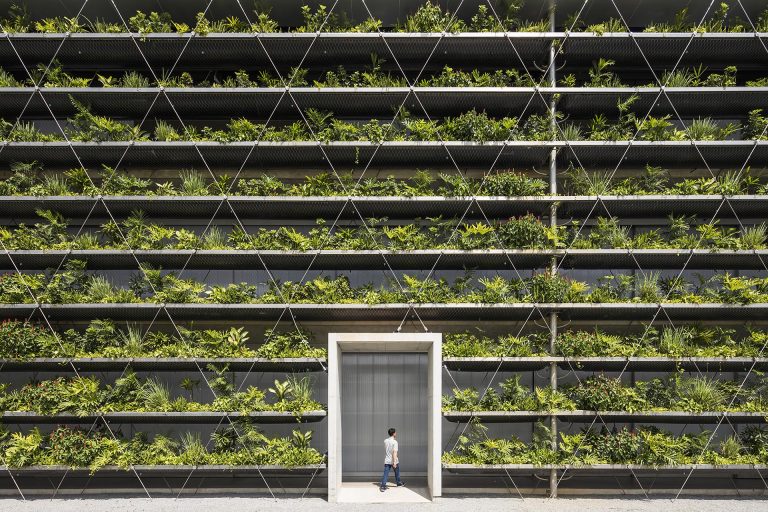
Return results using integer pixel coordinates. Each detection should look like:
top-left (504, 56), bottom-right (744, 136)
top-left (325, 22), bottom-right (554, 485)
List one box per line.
top-left (547, 0), bottom-right (559, 499)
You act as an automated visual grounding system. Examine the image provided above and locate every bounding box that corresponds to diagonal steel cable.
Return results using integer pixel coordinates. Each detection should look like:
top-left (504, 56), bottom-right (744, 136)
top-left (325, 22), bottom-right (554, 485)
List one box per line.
top-left (6, 1), bottom-right (285, 498)
top-left (102, 1), bottom-right (325, 499)
top-left (604, 0), bottom-right (768, 480)
top-left (0, 1), bottom-right (172, 497)
top-left (382, 0), bottom-right (592, 495)
top-left (236, 0), bottom-right (467, 334)
top-left (0, 237), bottom-right (153, 498)
top-left (659, 1), bottom-right (768, 495)
top-left (0, 1), bottom-right (124, 341)
top-left (552, 0), bottom-right (722, 487)
top-left (7, 0), bottom-right (768, 498)
top-left (451, 0), bottom-right (733, 492)
top-left (248, 0), bottom-right (542, 496)
top-left (553, 1), bottom-right (768, 492)
top-left (107, 2), bottom-right (431, 496)
top-left (9, 0), bottom-right (520, 496)
top-left (351, 8), bottom-right (558, 495)
top-left (402, 0), bottom-right (599, 495)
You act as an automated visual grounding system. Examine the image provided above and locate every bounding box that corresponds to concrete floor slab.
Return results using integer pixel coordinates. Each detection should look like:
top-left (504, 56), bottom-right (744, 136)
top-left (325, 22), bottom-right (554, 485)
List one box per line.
top-left (337, 482), bottom-right (431, 503)
top-left (5, 496), bottom-right (768, 512)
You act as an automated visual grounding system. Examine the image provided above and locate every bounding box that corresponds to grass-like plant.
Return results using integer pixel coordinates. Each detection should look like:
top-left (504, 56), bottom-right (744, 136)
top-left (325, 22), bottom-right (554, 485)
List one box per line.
top-left (2, 424), bottom-right (323, 471)
top-left (441, 326), bottom-right (766, 359)
top-left (443, 373), bottom-right (766, 413)
top-left (3, 261), bottom-right (768, 305)
top-left (5, 2), bottom-right (764, 35)
top-left (0, 371), bottom-right (324, 415)
top-left (2, 96), bottom-right (767, 143)
top-left (0, 319), bottom-right (326, 360)
top-left (442, 421), bottom-right (768, 465)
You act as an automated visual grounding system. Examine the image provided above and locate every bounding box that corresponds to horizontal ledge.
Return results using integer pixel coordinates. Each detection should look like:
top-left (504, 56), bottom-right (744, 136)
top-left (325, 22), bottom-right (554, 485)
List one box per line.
top-left (5, 87), bottom-right (768, 117)
top-left (0, 464), bottom-right (325, 475)
top-left (0, 357), bottom-right (326, 372)
top-left (0, 195), bottom-right (765, 218)
top-left (442, 463), bottom-right (768, 474)
top-left (4, 303), bottom-right (768, 321)
top-left (442, 410), bottom-right (768, 424)
top-left (0, 357), bottom-right (759, 373)
top-left (0, 141), bottom-right (762, 168)
top-left (3, 249), bottom-right (768, 270)
top-left (6, 32), bottom-right (768, 38)
top-left (443, 357), bottom-right (768, 372)
top-left (8, 32), bottom-right (768, 38)
top-left (0, 411), bottom-right (326, 424)
top-left (1, 32), bottom-right (765, 67)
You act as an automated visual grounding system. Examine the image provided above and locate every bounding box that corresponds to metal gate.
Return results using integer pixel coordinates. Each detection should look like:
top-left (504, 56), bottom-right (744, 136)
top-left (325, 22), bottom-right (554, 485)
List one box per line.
top-left (340, 352), bottom-right (428, 477)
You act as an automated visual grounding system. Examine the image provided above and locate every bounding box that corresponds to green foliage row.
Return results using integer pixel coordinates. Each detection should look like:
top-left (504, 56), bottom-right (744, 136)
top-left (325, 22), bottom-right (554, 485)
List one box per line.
top-left (2, 424), bottom-right (323, 471)
top-left (443, 331), bottom-right (549, 357)
top-left (567, 216), bottom-right (767, 250)
top-left (2, 262), bottom-right (768, 305)
top-left (6, 322), bottom-right (762, 362)
top-left (4, 209), bottom-right (766, 252)
top-left (2, 210), bottom-right (558, 251)
top-left (561, 60), bottom-right (768, 88)
top-left (443, 373), bottom-right (767, 413)
top-left (6, 163), bottom-right (764, 198)
top-left (3, 2), bottom-right (767, 34)
top-left (3, 100), bottom-right (767, 143)
top-left (0, 372), bottom-right (322, 415)
top-left (443, 327), bottom-right (767, 358)
top-left (1, 104), bottom-right (533, 143)
top-left (0, 319), bottom-right (325, 360)
top-left (0, 164), bottom-right (546, 197)
top-left (442, 421), bottom-right (768, 465)
top-left (0, 3), bottom-right (539, 35)
top-left (564, 164), bottom-right (767, 195)
top-left (0, 61), bottom-right (540, 89)
top-left (9, 60), bottom-right (764, 90)
top-left (565, 4), bottom-right (768, 35)
top-left (557, 96), bottom-right (749, 142)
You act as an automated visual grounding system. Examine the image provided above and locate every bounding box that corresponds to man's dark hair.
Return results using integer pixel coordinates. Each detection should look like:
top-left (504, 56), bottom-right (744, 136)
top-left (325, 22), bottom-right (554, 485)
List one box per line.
top-left (388, 428), bottom-right (396, 436)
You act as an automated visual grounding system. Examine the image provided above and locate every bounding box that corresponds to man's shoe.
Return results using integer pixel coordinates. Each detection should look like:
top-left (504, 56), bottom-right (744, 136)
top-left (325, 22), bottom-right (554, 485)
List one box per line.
top-left (379, 486), bottom-right (387, 492)
top-left (396, 482), bottom-right (406, 487)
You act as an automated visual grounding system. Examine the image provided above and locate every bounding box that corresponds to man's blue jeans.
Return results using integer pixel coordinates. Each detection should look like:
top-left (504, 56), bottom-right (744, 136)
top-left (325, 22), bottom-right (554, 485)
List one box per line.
top-left (380, 463), bottom-right (401, 488)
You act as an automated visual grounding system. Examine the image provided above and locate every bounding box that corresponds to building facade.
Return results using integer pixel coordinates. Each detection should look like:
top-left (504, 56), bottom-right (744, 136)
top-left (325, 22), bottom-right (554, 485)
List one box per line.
top-left (0, 0), bottom-right (767, 500)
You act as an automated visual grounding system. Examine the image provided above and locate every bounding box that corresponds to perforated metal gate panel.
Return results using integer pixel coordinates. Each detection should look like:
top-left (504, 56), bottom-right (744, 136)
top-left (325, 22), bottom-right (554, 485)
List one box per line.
top-left (341, 352), bottom-right (428, 477)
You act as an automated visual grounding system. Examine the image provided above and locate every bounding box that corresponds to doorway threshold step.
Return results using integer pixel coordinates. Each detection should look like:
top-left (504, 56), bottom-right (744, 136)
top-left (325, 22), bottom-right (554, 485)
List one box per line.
top-left (337, 482), bottom-right (431, 503)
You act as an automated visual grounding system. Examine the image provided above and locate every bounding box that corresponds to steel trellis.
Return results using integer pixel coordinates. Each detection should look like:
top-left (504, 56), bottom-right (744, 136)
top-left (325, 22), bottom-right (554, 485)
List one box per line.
top-left (1, 0), bottom-right (767, 500)
top-left (0, 0), bottom-right (170, 498)
top-left (103, 0), bottom-right (332, 499)
top-left (548, 3), bottom-right (762, 496)
top-left (599, 0), bottom-right (768, 499)
top-left (249, 0), bottom-right (552, 497)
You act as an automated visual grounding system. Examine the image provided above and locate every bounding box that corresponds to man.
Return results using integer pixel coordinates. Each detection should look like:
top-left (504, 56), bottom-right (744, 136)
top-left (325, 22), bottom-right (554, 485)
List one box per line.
top-left (379, 427), bottom-right (405, 492)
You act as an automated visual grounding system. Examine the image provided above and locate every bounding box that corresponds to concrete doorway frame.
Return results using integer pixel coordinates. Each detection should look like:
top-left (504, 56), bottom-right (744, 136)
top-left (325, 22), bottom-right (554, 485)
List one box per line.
top-left (327, 332), bottom-right (442, 502)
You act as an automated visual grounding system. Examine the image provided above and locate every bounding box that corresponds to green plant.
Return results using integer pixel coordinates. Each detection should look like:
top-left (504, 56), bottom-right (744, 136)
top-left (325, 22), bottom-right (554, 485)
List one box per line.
top-left (1, 425), bottom-right (323, 470)
top-left (0, 4), bottom-right (30, 32)
top-left (256, 328), bottom-right (325, 358)
top-left (129, 11), bottom-right (181, 34)
top-left (745, 109), bottom-right (768, 140)
top-left (5, 429), bottom-right (43, 467)
top-left (68, 99), bottom-right (146, 141)
top-left (402, 1), bottom-right (466, 33)
top-left (35, 16), bottom-right (85, 33)
top-left (586, 58), bottom-right (623, 87)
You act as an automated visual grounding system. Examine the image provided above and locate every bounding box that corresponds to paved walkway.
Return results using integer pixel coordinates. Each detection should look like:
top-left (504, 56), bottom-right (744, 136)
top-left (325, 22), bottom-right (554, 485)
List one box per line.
top-left (2, 497), bottom-right (768, 512)
top-left (337, 482), bottom-right (430, 503)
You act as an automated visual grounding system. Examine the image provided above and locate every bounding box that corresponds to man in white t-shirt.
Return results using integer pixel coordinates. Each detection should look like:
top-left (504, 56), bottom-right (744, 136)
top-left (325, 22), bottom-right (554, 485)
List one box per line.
top-left (379, 427), bottom-right (405, 492)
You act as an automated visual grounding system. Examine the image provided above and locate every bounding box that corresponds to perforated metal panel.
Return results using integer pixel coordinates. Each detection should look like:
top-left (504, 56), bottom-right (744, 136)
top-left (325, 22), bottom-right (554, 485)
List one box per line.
top-left (341, 352), bottom-right (428, 477)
